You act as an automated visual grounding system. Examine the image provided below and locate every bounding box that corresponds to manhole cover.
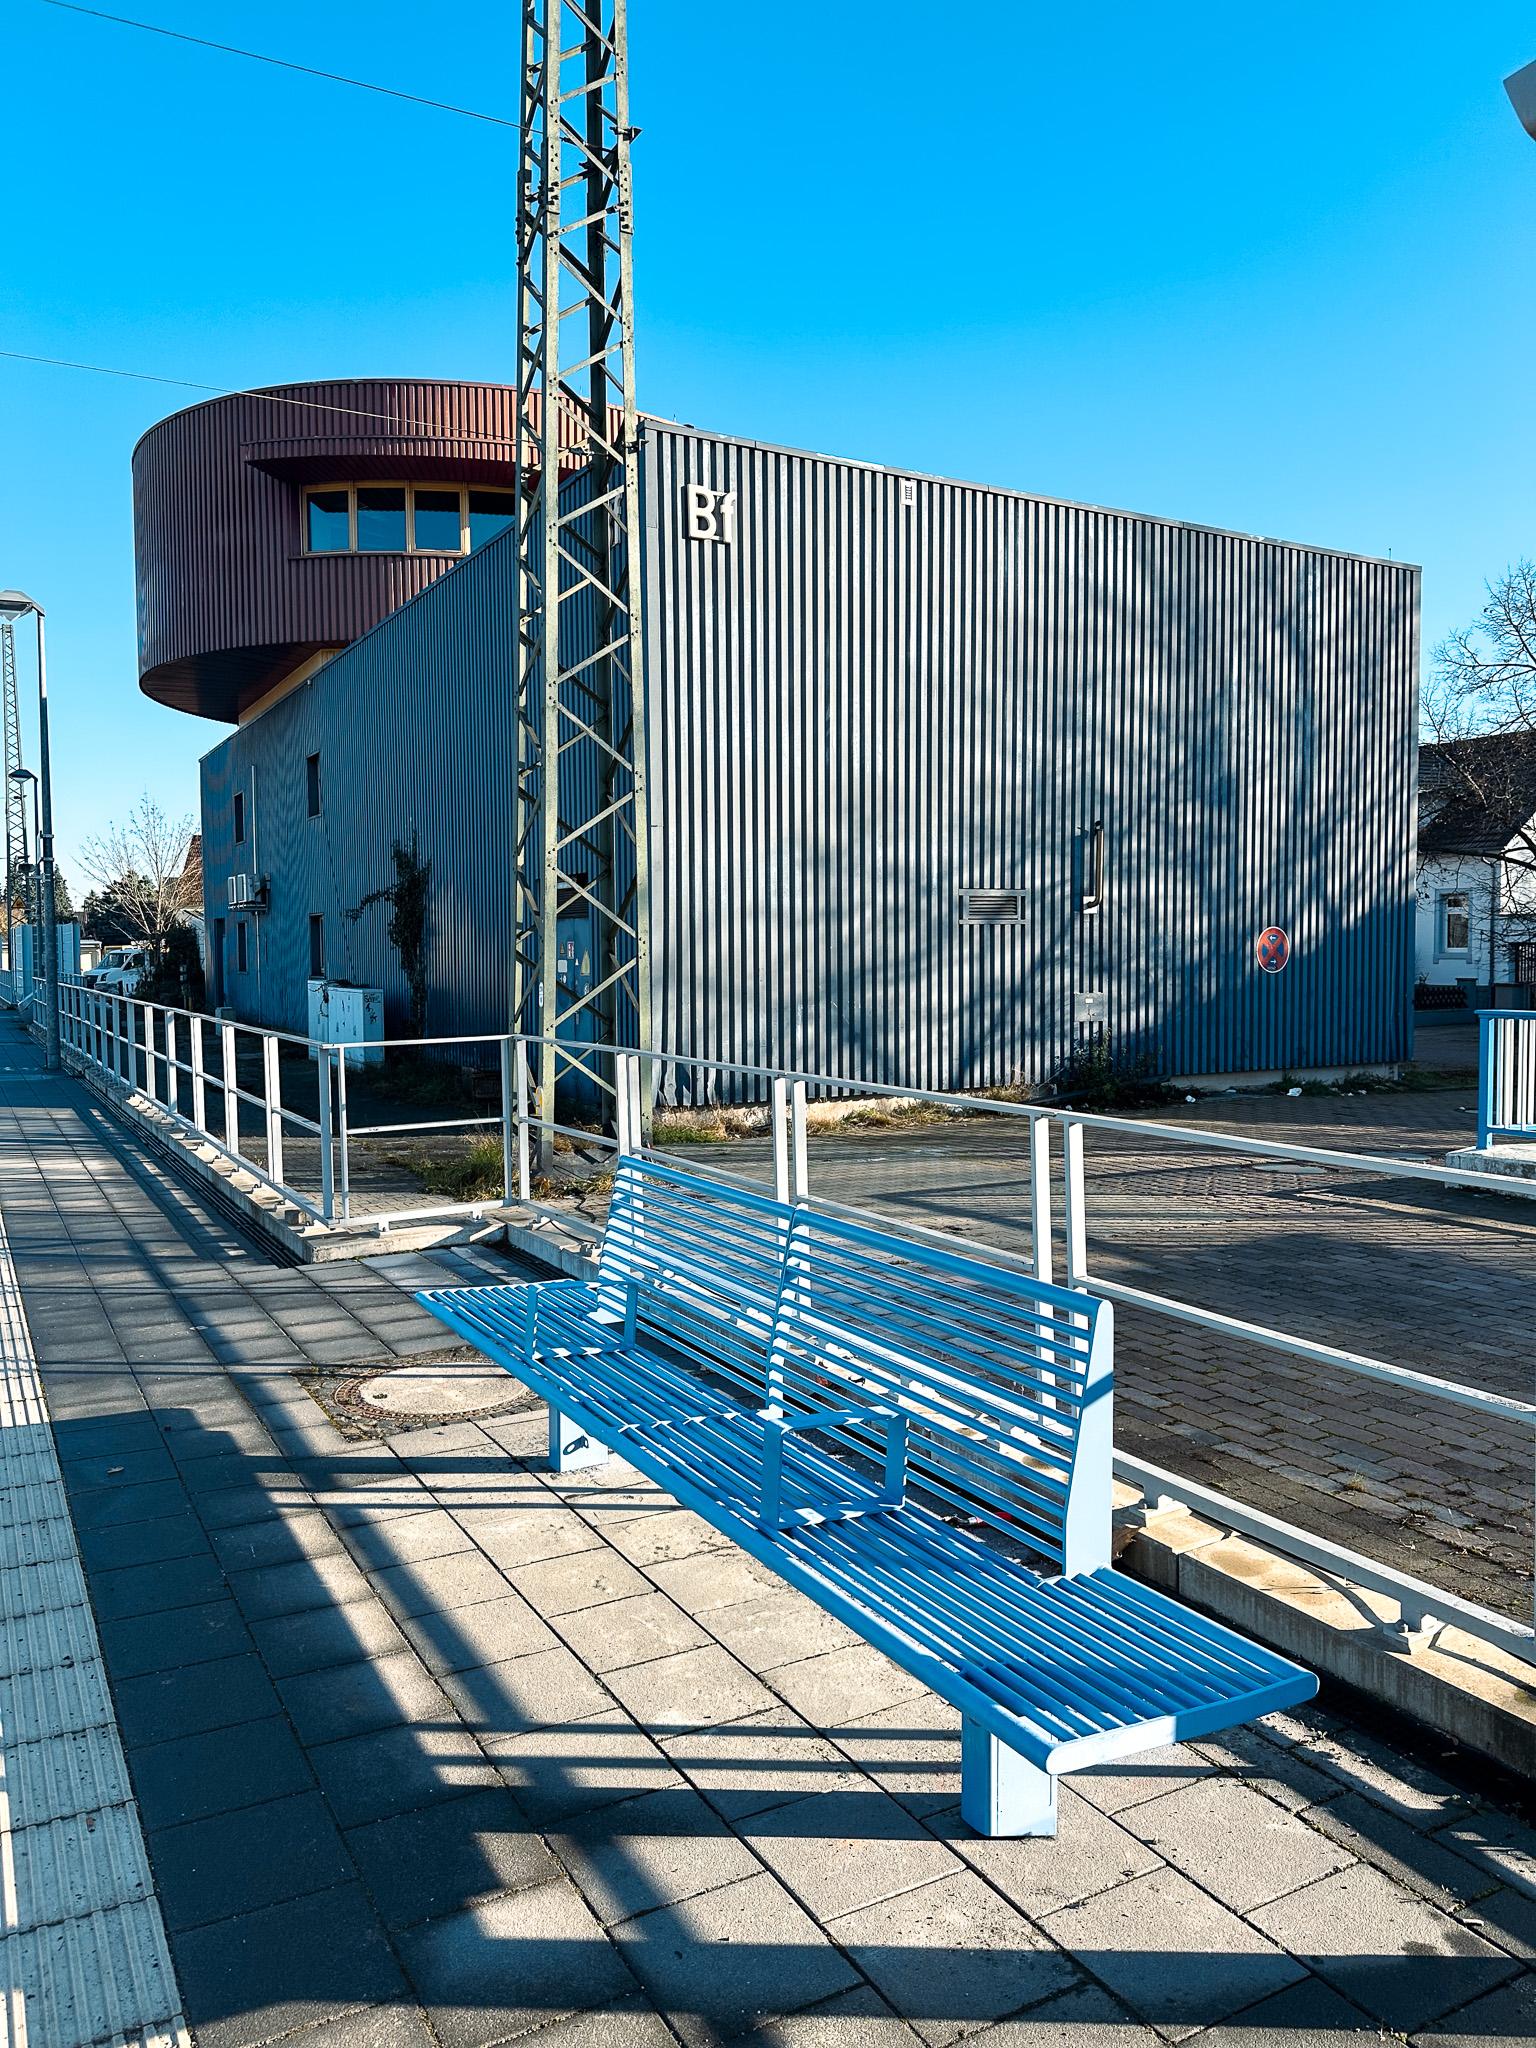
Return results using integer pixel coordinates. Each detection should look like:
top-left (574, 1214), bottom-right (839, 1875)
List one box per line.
top-left (350, 1366), bottom-right (516, 1418)
top-left (301, 1345), bottom-right (538, 1438)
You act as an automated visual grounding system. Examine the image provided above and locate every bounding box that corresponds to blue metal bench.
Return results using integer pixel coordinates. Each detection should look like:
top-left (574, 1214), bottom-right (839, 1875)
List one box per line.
top-left (420, 1156), bottom-right (1316, 1837)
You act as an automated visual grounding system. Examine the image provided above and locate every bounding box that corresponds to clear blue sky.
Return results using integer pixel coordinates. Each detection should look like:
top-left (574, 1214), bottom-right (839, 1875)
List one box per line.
top-left (2, 1), bottom-right (1533, 889)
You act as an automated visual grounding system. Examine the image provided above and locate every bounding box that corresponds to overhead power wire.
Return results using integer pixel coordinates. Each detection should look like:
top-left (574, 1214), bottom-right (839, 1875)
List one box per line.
top-left (38, 1), bottom-right (517, 128)
top-left (0, 348), bottom-right (533, 447)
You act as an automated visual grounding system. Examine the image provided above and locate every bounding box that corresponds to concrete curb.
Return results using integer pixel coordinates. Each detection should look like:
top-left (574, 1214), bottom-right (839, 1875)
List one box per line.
top-left (1115, 1492), bottom-right (1536, 1780)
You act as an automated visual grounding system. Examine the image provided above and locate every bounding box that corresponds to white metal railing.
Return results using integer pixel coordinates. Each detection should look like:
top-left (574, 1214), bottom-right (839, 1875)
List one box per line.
top-left (57, 980), bottom-right (338, 1223)
top-left (1478, 1009), bottom-right (1536, 1148)
top-left (45, 979), bottom-right (1536, 1671)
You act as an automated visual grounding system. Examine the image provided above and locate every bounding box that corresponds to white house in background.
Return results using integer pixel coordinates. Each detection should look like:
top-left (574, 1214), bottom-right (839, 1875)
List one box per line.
top-left (1416, 735), bottom-right (1536, 1001)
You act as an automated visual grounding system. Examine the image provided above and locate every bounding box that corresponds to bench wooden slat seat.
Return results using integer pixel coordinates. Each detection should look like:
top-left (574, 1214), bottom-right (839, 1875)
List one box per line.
top-left (420, 1157), bottom-right (1316, 1837)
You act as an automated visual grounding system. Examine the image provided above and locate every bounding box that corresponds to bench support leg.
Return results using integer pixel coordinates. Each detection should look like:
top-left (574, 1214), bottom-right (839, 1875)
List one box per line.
top-left (960, 1720), bottom-right (1057, 1838)
top-left (547, 1403), bottom-right (609, 1474)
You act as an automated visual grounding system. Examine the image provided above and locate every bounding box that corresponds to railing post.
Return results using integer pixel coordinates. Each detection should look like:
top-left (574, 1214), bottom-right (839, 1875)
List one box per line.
top-left (190, 1015), bottom-right (207, 1132)
top-left (631, 1056), bottom-right (646, 1155)
top-left (317, 1045), bottom-right (335, 1223)
top-left (335, 1047), bottom-right (352, 1220)
top-left (499, 1037), bottom-right (516, 1206)
top-left (513, 1040), bottom-right (532, 1203)
top-left (1062, 1118), bottom-right (1088, 1291)
top-left (789, 1078), bottom-right (809, 1202)
top-left (614, 1053), bottom-right (634, 1157)
top-left (222, 1022), bottom-right (240, 1156)
top-left (1030, 1115), bottom-right (1059, 1408)
top-left (1477, 1011), bottom-right (1495, 1150)
top-left (263, 1031), bottom-right (284, 1187)
top-left (771, 1076), bottom-right (790, 1204)
top-left (1029, 1116), bottom-right (1054, 1286)
top-left (165, 1010), bottom-right (180, 1115)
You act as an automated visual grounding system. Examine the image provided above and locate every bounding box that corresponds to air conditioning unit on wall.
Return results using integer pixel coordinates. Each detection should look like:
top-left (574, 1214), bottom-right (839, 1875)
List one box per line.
top-left (226, 872), bottom-right (268, 910)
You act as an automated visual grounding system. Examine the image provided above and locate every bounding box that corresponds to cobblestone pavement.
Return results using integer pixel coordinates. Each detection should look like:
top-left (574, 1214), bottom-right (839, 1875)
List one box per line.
top-left (4, 1016), bottom-right (1536, 2045)
top-left (761, 1086), bottom-right (1535, 1623)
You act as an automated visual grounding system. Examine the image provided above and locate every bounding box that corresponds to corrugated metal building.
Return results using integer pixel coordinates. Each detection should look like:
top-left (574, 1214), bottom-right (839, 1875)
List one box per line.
top-left (197, 419), bottom-right (1420, 1089)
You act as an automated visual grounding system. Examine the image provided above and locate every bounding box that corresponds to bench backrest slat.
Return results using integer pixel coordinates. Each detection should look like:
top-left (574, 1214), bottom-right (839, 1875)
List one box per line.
top-left (767, 1208), bottom-right (1112, 1574)
top-left (597, 1157), bottom-right (788, 1392)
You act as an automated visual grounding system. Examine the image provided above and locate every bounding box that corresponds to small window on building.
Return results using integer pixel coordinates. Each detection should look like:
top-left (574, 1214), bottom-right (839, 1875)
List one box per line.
top-left (306, 752), bottom-right (322, 818)
top-left (233, 790), bottom-right (246, 844)
top-left (305, 489), bottom-right (351, 553)
top-left (236, 921), bottom-right (249, 973)
top-left (468, 490), bottom-right (517, 550)
top-left (356, 486), bottom-right (408, 552)
top-left (413, 489), bottom-right (464, 552)
top-left (1441, 892), bottom-right (1471, 953)
top-left (309, 915), bottom-right (325, 978)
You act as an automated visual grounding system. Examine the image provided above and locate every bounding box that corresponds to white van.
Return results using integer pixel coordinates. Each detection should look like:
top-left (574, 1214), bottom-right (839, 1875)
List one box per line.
top-left (84, 945), bottom-right (151, 994)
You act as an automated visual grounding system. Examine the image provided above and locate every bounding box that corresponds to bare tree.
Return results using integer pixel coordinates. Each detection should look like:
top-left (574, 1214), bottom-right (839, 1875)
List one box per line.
top-left (1429, 560), bottom-right (1536, 740)
top-left (78, 797), bottom-right (200, 956)
top-left (1423, 564), bottom-right (1536, 972)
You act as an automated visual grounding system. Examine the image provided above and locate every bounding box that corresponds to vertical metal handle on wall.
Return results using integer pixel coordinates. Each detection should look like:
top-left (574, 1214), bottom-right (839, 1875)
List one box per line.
top-left (1080, 819), bottom-right (1105, 915)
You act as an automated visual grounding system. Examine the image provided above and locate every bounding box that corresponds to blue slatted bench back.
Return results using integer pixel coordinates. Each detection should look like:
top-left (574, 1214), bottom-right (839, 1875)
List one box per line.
top-left (766, 1208), bottom-right (1114, 1576)
top-left (596, 1157), bottom-right (791, 1390)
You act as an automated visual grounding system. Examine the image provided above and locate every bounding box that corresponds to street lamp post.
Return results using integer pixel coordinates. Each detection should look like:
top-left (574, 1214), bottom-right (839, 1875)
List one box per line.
top-left (8, 769), bottom-right (38, 967)
top-left (0, 596), bottom-right (59, 1071)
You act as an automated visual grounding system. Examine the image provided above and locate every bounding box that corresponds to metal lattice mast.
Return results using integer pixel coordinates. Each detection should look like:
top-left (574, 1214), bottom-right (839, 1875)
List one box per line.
top-left (513, 0), bottom-right (650, 1158)
top-left (1, 621), bottom-right (25, 953)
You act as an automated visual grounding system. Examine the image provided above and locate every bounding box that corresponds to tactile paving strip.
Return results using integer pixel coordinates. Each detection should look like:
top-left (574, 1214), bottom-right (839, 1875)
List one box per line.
top-left (0, 1208), bottom-right (190, 2048)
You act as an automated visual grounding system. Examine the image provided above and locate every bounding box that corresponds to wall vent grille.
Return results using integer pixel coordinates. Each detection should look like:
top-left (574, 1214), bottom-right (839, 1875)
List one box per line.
top-left (961, 889), bottom-right (1024, 924)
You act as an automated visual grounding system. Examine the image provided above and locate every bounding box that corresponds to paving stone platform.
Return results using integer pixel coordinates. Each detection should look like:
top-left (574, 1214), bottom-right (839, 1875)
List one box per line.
top-left (3, 1016), bottom-right (1536, 2045)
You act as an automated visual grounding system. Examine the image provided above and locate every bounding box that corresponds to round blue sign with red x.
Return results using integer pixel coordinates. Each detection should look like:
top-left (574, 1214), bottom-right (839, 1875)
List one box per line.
top-left (1256, 926), bottom-right (1291, 974)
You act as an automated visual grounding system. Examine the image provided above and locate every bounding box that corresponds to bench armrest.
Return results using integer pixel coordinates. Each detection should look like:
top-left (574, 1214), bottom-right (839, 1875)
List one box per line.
top-left (758, 1400), bottom-right (909, 1532)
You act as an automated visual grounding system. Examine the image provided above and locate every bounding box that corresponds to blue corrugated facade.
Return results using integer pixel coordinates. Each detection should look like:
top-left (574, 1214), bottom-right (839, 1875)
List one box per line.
top-left (199, 421), bottom-right (1419, 1088)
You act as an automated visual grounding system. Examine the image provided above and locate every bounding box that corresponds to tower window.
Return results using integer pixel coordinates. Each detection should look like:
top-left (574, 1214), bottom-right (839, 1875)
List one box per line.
top-left (300, 484), bottom-right (516, 557)
top-left (233, 790), bottom-right (246, 844)
top-left (309, 915), bottom-right (325, 977)
top-left (356, 486), bottom-right (408, 552)
top-left (305, 489), bottom-right (351, 552)
top-left (306, 752), bottom-right (322, 818)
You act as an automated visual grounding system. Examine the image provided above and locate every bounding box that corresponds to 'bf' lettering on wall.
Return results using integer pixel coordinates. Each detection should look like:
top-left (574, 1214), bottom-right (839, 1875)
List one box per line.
top-left (683, 483), bottom-right (737, 545)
